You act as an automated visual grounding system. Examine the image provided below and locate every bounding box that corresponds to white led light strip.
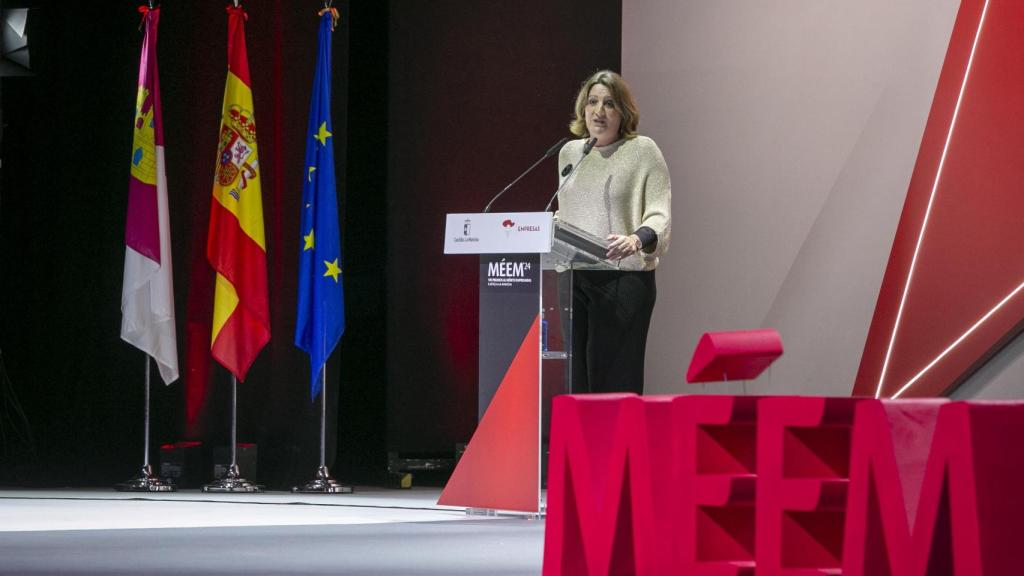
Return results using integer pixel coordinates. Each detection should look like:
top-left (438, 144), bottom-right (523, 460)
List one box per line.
top-left (892, 279), bottom-right (1024, 398)
top-left (875, 0), bottom-right (992, 399)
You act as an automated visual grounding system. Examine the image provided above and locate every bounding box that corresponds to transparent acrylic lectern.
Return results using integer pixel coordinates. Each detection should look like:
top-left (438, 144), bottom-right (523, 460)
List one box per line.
top-left (439, 213), bottom-right (618, 514)
top-left (541, 217), bottom-right (621, 400)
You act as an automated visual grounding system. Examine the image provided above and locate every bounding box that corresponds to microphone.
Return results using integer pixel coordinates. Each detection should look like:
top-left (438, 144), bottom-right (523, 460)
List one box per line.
top-left (482, 136), bottom-right (570, 213)
top-left (559, 136), bottom-right (598, 177)
top-left (544, 138), bottom-right (598, 212)
top-left (561, 134), bottom-right (598, 175)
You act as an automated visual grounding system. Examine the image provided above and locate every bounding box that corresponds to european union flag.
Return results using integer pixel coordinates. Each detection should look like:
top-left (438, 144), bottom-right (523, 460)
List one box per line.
top-left (295, 11), bottom-right (344, 399)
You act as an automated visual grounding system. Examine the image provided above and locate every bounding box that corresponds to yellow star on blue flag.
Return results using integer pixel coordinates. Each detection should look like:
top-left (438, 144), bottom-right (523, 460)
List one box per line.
top-left (315, 122), bottom-right (332, 146)
top-left (323, 259), bottom-right (341, 282)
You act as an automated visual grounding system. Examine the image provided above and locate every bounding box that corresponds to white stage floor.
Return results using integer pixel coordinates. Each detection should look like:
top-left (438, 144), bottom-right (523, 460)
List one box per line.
top-left (0, 487), bottom-right (473, 532)
top-left (0, 488), bottom-right (546, 575)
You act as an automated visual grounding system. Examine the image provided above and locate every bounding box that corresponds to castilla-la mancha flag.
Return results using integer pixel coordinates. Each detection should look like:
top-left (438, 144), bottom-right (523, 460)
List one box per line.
top-left (207, 4), bottom-right (269, 381)
top-left (122, 6), bottom-right (178, 385)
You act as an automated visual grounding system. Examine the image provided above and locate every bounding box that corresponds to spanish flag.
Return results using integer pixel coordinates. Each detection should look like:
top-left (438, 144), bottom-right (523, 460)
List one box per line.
top-left (207, 4), bottom-right (269, 382)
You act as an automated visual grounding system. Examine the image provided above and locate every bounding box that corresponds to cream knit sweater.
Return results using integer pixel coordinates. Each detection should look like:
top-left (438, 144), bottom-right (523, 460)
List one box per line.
top-left (556, 135), bottom-right (672, 271)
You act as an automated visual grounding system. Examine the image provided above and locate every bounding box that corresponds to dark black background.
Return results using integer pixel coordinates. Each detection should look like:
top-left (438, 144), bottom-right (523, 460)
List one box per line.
top-left (0, 0), bottom-right (619, 488)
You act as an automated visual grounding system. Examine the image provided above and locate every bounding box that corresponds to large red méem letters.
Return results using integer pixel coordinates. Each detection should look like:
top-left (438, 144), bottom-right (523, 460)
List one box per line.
top-left (543, 396), bottom-right (1024, 575)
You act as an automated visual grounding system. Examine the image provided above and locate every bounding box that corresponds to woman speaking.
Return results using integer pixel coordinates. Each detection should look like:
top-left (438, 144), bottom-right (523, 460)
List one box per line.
top-left (556, 70), bottom-right (672, 395)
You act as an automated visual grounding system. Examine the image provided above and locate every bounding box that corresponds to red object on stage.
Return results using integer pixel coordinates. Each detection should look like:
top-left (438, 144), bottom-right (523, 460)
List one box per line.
top-left (685, 329), bottom-right (783, 383)
top-left (543, 395), bottom-right (1024, 575)
top-left (437, 317), bottom-right (540, 512)
top-left (842, 400), bottom-right (1024, 576)
top-left (671, 395), bottom-right (758, 574)
top-left (755, 396), bottom-right (860, 575)
top-left (543, 394), bottom-right (674, 575)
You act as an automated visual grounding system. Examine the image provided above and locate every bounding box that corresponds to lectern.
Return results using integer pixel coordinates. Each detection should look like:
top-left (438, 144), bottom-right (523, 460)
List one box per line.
top-left (439, 212), bottom-right (617, 513)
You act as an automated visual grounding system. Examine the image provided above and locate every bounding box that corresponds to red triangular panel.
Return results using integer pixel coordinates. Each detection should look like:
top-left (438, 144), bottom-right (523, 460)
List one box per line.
top-left (855, 0), bottom-right (1024, 398)
top-left (439, 316), bottom-right (540, 512)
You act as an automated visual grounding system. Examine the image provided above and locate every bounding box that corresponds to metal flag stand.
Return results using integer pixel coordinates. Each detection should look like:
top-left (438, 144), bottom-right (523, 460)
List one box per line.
top-left (291, 3), bottom-right (348, 495)
top-left (202, 374), bottom-right (262, 492)
top-left (115, 356), bottom-right (175, 492)
top-left (293, 364), bottom-right (351, 493)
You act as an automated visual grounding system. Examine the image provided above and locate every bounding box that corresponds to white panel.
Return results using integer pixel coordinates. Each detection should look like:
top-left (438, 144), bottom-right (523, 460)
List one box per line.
top-left (442, 212), bottom-right (553, 254)
top-left (622, 0), bottom-right (963, 396)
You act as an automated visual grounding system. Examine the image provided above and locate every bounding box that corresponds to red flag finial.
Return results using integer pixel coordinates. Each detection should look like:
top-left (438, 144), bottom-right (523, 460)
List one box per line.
top-left (137, 4), bottom-right (157, 29)
top-left (226, 3), bottom-right (247, 20)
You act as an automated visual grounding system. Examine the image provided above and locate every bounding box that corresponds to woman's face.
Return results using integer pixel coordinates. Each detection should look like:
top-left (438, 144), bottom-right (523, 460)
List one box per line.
top-left (584, 84), bottom-right (622, 147)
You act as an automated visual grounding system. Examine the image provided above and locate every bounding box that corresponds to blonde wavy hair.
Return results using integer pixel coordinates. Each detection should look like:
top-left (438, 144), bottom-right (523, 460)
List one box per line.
top-left (569, 70), bottom-right (640, 140)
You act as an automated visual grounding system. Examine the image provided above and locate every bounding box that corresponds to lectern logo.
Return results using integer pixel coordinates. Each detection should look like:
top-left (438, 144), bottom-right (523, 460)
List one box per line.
top-left (486, 258), bottom-right (534, 288)
top-left (499, 218), bottom-right (541, 235)
top-left (453, 216), bottom-right (479, 244)
top-left (488, 259), bottom-right (530, 277)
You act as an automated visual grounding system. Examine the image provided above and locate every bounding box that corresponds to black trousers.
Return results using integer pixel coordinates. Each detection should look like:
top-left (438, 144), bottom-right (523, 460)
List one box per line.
top-left (558, 269), bottom-right (657, 395)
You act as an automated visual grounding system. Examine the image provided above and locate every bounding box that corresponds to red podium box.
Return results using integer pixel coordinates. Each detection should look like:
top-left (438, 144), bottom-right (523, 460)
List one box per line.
top-left (686, 329), bottom-right (783, 383)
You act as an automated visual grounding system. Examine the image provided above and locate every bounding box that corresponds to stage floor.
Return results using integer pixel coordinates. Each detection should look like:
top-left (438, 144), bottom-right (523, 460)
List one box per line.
top-left (0, 487), bottom-right (545, 575)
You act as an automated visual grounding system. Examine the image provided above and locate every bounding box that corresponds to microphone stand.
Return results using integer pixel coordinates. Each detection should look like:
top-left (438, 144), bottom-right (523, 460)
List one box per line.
top-left (544, 138), bottom-right (598, 212)
top-left (483, 137), bottom-right (569, 213)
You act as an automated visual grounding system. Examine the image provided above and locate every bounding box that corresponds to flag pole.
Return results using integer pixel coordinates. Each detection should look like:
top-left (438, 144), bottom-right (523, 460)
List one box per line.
top-left (231, 373), bottom-right (237, 470)
top-left (320, 368), bottom-right (326, 468)
top-left (292, 5), bottom-right (350, 495)
top-left (293, 348), bottom-right (351, 494)
top-left (117, 0), bottom-right (177, 493)
top-left (115, 355), bottom-right (174, 492)
top-left (145, 356), bottom-right (150, 466)
top-left (203, 373), bottom-right (262, 492)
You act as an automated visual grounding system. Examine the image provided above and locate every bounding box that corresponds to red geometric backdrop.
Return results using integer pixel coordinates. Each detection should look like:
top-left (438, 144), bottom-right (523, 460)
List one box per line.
top-left (855, 0), bottom-right (1024, 398)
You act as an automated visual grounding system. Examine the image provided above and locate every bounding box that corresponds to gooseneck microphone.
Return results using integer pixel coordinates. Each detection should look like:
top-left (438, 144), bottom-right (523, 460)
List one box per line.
top-left (544, 137), bottom-right (598, 212)
top-left (482, 136), bottom-right (570, 213)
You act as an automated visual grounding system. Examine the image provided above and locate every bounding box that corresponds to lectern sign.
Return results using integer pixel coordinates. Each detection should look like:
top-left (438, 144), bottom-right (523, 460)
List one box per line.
top-left (484, 258), bottom-right (536, 290)
top-left (443, 212), bottom-right (553, 254)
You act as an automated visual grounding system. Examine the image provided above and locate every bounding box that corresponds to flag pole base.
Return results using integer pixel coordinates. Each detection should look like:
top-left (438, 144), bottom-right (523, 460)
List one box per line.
top-left (292, 465), bottom-right (353, 494)
top-left (202, 464), bottom-right (263, 493)
top-left (114, 464), bottom-right (176, 492)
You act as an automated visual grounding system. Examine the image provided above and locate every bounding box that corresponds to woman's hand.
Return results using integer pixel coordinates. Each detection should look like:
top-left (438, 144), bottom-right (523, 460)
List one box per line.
top-left (606, 233), bottom-right (642, 261)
